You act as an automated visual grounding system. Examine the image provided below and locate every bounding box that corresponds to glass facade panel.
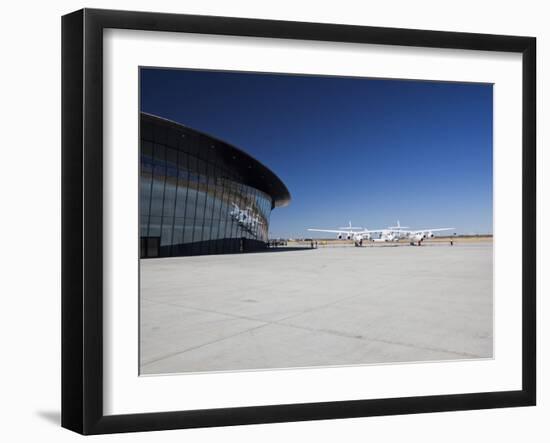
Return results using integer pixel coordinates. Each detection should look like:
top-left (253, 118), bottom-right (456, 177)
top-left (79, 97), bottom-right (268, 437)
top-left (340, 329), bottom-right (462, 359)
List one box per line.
top-left (140, 113), bottom-right (288, 258)
top-left (148, 216), bottom-right (162, 238)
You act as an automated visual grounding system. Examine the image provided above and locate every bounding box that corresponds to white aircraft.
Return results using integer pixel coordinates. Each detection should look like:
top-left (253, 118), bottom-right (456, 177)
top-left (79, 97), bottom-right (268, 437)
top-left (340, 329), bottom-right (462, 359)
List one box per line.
top-left (308, 220), bottom-right (454, 247)
top-left (307, 221), bottom-right (378, 247)
top-left (370, 220), bottom-right (409, 243)
top-left (399, 227), bottom-right (455, 245)
top-left (374, 221), bottom-right (455, 245)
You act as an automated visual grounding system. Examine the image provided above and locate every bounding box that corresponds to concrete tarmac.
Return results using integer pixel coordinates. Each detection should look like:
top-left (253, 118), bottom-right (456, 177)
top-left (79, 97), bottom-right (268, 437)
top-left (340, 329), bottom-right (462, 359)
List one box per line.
top-left (140, 242), bottom-right (493, 375)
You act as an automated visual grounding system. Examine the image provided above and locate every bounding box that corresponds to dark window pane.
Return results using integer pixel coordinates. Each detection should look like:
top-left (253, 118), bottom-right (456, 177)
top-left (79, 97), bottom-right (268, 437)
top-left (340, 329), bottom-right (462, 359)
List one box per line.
top-left (166, 147), bottom-right (177, 167)
top-left (172, 217), bottom-right (185, 246)
top-left (140, 174), bottom-right (152, 216)
top-left (148, 216), bottom-right (162, 237)
top-left (142, 138), bottom-right (153, 155)
top-left (162, 178), bottom-right (177, 218)
top-left (161, 217), bottom-right (173, 247)
top-left (194, 187), bottom-right (206, 243)
top-left (185, 186), bottom-right (197, 221)
top-left (140, 215), bottom-right (149, 237)
top-left (150, 176), bottom-right (165, 216)
top-left (183, 219), bottom-right (195, 245)
top-left (175, 176), bottom-right (188, 217)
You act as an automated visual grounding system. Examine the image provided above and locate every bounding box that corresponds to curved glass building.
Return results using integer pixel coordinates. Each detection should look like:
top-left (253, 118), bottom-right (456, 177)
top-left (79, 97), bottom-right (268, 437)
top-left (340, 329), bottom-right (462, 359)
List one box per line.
top-left (140, 113), bottom-right (291, 258)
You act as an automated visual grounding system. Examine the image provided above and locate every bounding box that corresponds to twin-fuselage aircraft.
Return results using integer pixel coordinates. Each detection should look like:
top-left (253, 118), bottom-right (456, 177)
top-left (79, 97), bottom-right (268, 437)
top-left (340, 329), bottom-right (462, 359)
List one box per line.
top-left (307, 221), bottom-right (454, 247)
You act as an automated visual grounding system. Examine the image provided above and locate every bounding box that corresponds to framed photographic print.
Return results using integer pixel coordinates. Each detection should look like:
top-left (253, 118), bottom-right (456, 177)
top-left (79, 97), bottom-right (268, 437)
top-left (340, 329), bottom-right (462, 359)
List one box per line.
top-left (61, 8), bottom-right (536, 435)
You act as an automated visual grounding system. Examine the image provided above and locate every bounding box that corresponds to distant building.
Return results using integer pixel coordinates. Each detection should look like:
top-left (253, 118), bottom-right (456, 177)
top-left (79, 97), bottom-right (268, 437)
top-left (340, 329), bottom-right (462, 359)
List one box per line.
top-left (140, 113), bottom-right (291, 258)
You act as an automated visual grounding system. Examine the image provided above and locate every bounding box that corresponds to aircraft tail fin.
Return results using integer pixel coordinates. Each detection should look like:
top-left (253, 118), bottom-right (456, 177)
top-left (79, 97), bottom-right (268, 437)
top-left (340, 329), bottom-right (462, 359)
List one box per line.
top-left (338, 221), bottom-right (363, 230)
top-left (388, 220), bottom-right (410, 230)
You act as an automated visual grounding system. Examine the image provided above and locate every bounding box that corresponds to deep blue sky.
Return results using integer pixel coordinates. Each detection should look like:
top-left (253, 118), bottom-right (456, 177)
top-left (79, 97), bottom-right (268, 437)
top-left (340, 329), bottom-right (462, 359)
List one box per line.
top-left (141, 68), bottom-right (493, 237)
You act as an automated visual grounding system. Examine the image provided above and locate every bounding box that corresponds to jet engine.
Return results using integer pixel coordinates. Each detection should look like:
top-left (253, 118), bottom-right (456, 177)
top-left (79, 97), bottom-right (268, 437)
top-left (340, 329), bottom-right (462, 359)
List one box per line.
top-left (337, 234), bottom-right (343, 240)
top-left (426, 231), bottom-right (434, 238)
top-left (346, 234), bottom-right (352, 240)
top-left (412, 233), bottom-right (424, 242)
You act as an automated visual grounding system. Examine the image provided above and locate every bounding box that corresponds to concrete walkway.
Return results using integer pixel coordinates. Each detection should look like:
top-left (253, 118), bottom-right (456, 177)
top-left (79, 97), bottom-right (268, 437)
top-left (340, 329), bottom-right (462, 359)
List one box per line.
top-left (140, 242), bottom-right (493, 375)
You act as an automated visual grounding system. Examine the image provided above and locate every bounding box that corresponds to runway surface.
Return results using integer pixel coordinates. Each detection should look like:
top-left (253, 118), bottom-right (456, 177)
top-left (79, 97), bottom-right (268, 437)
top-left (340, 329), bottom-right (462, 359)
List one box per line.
top-left (140, 242), bottom-right (493, 375)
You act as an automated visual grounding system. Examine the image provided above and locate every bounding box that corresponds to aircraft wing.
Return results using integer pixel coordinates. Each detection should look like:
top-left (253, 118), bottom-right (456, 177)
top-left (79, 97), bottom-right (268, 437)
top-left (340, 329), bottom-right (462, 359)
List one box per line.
top-left (307, 228), bottom-right (351, 234)
top-left (307, 228), bottom-right (388, 235)
top-left (410, 228), bottom-right (455, 234)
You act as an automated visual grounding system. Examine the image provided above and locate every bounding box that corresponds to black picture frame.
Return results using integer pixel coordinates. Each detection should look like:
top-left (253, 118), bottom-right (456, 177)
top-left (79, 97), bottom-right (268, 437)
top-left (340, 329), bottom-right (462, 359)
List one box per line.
top-left (61, 8), bottom-right (536, 435)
